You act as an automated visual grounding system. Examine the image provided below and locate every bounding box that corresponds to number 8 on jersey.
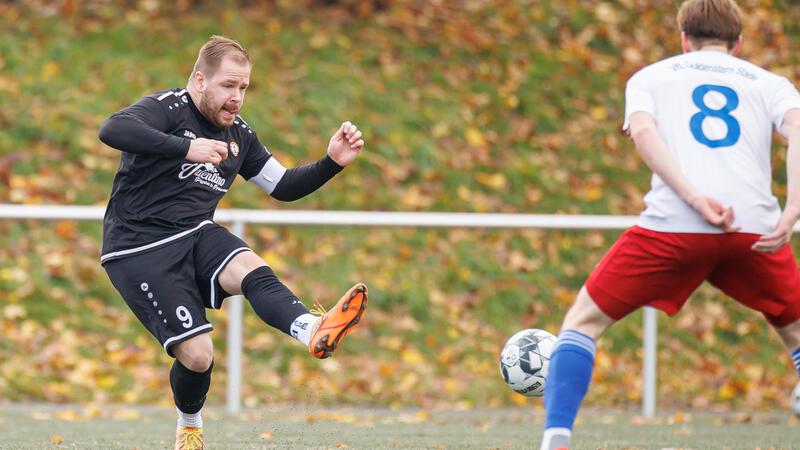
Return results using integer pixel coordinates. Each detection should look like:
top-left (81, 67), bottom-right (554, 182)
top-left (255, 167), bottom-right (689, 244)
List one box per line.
top-left (690, 84), bottom-right (741, 148)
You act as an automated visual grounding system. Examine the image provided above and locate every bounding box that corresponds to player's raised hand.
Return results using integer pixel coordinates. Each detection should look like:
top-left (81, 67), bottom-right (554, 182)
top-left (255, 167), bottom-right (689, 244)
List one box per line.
top-left (689, 195), bottom-right (740, 232)
top-left (327, 121), bottom-right (364, 167)
top-left (186, 138), bottom-right (229, 164)
top-left (752, 211), bottom-right (798, 253)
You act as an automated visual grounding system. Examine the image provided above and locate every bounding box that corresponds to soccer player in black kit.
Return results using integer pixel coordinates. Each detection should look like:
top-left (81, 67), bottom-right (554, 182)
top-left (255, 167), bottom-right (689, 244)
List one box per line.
top-left (98, 36), bottom-right (367, 450)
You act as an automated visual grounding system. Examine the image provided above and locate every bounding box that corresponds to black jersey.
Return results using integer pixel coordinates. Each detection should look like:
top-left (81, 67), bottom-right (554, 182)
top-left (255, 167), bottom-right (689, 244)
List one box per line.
top-left (99, 88), bottom-right (270, 262)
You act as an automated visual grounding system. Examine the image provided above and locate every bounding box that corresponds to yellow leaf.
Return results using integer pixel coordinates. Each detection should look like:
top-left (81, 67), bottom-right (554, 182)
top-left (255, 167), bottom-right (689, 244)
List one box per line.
top-left (510, 393), bottom-right (529, 406)
top-left (582, 186), bottom-right (603, 201)
top-left (475, 172), bottom-right (507, 190)
top-left (41, 62), bottom-right (61, 80)
top-left (259, 431), bottom-right (273, 440)
top-left (55, 410), bottom-right (83, 421)
top-left (590, 106), bottom-right (608, 121)
top-left (400, 348), bottom-right (424, 365)
top-left (719, 383), bottom-right (736, 400)
top-left (465, 127), bottom-right (486, 147)
top-left (259, 250), bottom-right (287, 272)
top-left (50, 435), bottom-right (64, 445)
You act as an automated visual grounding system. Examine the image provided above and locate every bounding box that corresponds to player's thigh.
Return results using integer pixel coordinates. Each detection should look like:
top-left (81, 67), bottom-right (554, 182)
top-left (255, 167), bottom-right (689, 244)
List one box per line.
top-left (710, 238), bottom-right (800, 328)
top-left (561, 286), bottom-right (616, 340)
top-left (103, 241), bottom-right (213, 357)
top-left (217, 251), bottom-right (267, 296)
top-left (193, 223), bottom-right (255, 309)
top-left (585, 226), bottom-right (712, 320)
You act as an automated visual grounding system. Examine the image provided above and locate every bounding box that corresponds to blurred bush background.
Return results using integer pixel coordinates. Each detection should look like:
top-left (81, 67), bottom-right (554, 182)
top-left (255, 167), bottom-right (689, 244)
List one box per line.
top-left (2, 0), bottom-right (800, 411)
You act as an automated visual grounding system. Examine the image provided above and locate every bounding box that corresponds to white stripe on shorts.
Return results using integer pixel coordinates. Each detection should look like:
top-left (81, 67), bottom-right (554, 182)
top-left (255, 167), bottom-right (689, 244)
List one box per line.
top-left (163, 323), bottom-right (213, 353)
top-left (209, 247), bottom-right (251, 309)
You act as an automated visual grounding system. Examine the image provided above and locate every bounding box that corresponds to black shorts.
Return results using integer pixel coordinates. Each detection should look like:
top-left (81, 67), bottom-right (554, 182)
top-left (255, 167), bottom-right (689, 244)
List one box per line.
top-left (103, 223), bottom-right (251, 356)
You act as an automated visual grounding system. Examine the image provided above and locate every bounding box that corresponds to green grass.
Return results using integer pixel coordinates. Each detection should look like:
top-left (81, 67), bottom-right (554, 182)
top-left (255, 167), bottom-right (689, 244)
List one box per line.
top-left (1, 405), bottom-right (798, 449)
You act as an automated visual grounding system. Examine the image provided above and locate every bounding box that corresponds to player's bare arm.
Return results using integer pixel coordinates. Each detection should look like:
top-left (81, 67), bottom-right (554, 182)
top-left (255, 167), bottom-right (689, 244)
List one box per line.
top-left (753, 108), bottom-right (800, 253)
top-left (628, 111), bottom-right (739, 232)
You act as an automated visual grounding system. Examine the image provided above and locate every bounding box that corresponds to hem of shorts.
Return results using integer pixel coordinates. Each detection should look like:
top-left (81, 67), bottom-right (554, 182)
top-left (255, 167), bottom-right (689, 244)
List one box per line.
top-left (100, 221), bottom-right (214, 265)
top-left (209, 247), bottom-right (252, 309)
top-left (163, 323), bottom-right (214, 357)
top-left (586, 277), bottom-right (679, 320)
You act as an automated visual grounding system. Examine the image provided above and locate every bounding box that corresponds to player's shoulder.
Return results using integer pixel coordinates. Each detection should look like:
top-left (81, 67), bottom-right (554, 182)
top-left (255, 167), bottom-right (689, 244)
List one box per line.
top-left (627, 54), bottom-right (684, 83)
top-left (145, 88), bottom-right (191, 112)
top-left (231, 114), bottom-right (258, 138)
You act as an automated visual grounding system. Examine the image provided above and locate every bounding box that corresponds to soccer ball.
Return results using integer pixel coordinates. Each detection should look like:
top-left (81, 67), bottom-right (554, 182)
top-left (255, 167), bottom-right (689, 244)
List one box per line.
top-left (792, 382), bottom-right (800, 417)
top-left (499, 328), bottom-right (557, 397)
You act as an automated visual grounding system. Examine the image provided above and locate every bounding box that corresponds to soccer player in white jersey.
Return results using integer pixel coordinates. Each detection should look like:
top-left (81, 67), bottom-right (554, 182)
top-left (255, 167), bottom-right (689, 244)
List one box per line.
top-left (539, 1), bottom-right (800, 448)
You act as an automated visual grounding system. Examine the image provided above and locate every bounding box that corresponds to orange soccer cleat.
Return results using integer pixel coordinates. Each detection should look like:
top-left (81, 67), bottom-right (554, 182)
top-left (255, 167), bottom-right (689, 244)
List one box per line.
top-left (308, 283), bottom-right (368, 359)
top-left (174, 425), bottom-right (204, 450)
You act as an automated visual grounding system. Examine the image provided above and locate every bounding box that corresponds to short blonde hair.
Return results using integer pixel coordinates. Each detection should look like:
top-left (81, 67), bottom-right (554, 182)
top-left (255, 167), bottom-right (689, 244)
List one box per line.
top-left (192, 35), bottom-right (250, 77)
top-left (677, 0), bottom-right (743, 49)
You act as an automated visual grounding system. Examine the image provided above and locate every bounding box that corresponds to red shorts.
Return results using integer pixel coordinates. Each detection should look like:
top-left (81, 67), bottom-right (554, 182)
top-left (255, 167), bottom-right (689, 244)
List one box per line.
top-left (586, 226), bottom-right (800, 327)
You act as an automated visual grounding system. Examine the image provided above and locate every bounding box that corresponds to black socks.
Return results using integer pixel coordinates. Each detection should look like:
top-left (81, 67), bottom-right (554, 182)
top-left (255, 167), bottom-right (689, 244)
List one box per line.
top-left (170, 359), bottom-right (213, 414)
top-left (241, 266), bottom-right (309, 335)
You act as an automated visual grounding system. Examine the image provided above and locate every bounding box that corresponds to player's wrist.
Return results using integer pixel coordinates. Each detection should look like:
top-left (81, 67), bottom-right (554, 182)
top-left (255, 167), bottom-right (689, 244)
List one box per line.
top-left (783, 204), bottom-right (800, 223)
top-left (324, 151), bottom-right (347, 168)
top-left (683, 191), bottom-right (702, 209)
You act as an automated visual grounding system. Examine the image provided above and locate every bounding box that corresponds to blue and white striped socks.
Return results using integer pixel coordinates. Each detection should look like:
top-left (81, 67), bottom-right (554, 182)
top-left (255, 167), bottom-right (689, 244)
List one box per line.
top-left (540, 329), bottom-right (597, 450)
top-left (792, 347), bottom-right (800, 376)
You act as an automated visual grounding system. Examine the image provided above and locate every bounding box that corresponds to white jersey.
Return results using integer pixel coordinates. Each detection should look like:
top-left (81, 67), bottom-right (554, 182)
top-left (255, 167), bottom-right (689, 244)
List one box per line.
top-left (623, 50), bottom-right (800, 234)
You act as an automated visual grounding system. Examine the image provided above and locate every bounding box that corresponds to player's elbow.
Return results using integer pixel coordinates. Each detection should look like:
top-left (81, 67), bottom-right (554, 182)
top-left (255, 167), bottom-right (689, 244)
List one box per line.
top-left (783, 122), bottom-right (800, 141)
top-left (98, 118), bottom-right (120, 148)
top-left (269, 188), bottom-right (304, 202)
top-left (629, 121), bottom-right (658, 146)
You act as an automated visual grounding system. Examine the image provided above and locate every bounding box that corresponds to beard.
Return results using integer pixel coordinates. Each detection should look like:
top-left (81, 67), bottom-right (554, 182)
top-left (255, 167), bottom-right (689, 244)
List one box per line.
top-left (198, 93), bottom-right (236, 128)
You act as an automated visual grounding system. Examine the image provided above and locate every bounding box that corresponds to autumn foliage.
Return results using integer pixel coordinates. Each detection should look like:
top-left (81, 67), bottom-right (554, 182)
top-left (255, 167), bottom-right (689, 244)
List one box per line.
top-left (2, 0), bottom-right (800, 411)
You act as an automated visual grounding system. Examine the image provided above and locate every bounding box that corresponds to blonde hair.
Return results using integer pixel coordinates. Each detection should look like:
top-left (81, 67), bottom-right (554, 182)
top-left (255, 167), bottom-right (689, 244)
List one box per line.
top-left (192, 35), bottom-right (250, 77)
top-left (677, 0), bottom-right (743, 49)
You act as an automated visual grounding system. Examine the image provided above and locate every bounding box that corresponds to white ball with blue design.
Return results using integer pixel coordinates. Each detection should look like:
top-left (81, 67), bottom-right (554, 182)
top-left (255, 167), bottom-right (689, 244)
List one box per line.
top-left (792, 382), bottom-right (800, 417)
top-left (499, 328), bottom-right (557, 397)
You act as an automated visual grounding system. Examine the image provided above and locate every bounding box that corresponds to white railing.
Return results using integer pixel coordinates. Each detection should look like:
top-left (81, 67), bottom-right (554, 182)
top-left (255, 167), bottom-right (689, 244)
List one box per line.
top-left (0, 204), bottom-right (658, 414)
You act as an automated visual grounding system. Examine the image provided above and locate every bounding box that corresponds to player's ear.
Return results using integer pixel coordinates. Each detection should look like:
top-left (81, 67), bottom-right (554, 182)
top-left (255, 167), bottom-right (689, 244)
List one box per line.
top-left (731, 35), bottom-right (743, 56)
top-left (680, 32), bottom-right (692, 54)
top-left (193, 71), bottom-right (206, 92)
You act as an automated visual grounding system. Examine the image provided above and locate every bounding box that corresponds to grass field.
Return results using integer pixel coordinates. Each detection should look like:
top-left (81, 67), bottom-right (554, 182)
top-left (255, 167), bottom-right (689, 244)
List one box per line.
top-left (1, 404), bottom-right (798, 449)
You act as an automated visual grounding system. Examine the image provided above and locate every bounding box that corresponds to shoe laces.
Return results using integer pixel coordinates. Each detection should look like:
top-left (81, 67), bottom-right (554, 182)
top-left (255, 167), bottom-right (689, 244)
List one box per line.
top-left (179, 427), bottom-right (204, 450)
top-left (309, 299), bottom-right (327, 316)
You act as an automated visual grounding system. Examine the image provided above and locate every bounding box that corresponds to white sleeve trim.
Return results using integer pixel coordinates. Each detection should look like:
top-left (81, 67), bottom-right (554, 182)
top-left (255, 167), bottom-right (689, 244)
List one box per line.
top-left (249, 157), bottom-right (287, 194)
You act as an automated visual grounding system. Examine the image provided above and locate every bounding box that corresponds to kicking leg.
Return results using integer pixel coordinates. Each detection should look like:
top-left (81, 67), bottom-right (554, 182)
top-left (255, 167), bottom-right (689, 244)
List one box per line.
top-left (540, 286), bottom-right (616, 450)
top-left (217, 250), bottom-right (368, 358)
top-left (217, 250), bottom-right (311, 338)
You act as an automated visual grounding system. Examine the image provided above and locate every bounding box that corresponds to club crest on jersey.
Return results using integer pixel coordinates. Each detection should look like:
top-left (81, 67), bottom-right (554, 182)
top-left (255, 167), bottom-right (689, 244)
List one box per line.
top-left (229, 141), bottom-right (239, 158)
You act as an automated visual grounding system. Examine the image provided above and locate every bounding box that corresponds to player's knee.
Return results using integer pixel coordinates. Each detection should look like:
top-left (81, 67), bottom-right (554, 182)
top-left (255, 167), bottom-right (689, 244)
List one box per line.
top-left (774, 318), bottom-right (800, 350)
top-left (180, 350), bottom-right (213, 373)
top-left (173, 335), bottom-right (214, 372)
